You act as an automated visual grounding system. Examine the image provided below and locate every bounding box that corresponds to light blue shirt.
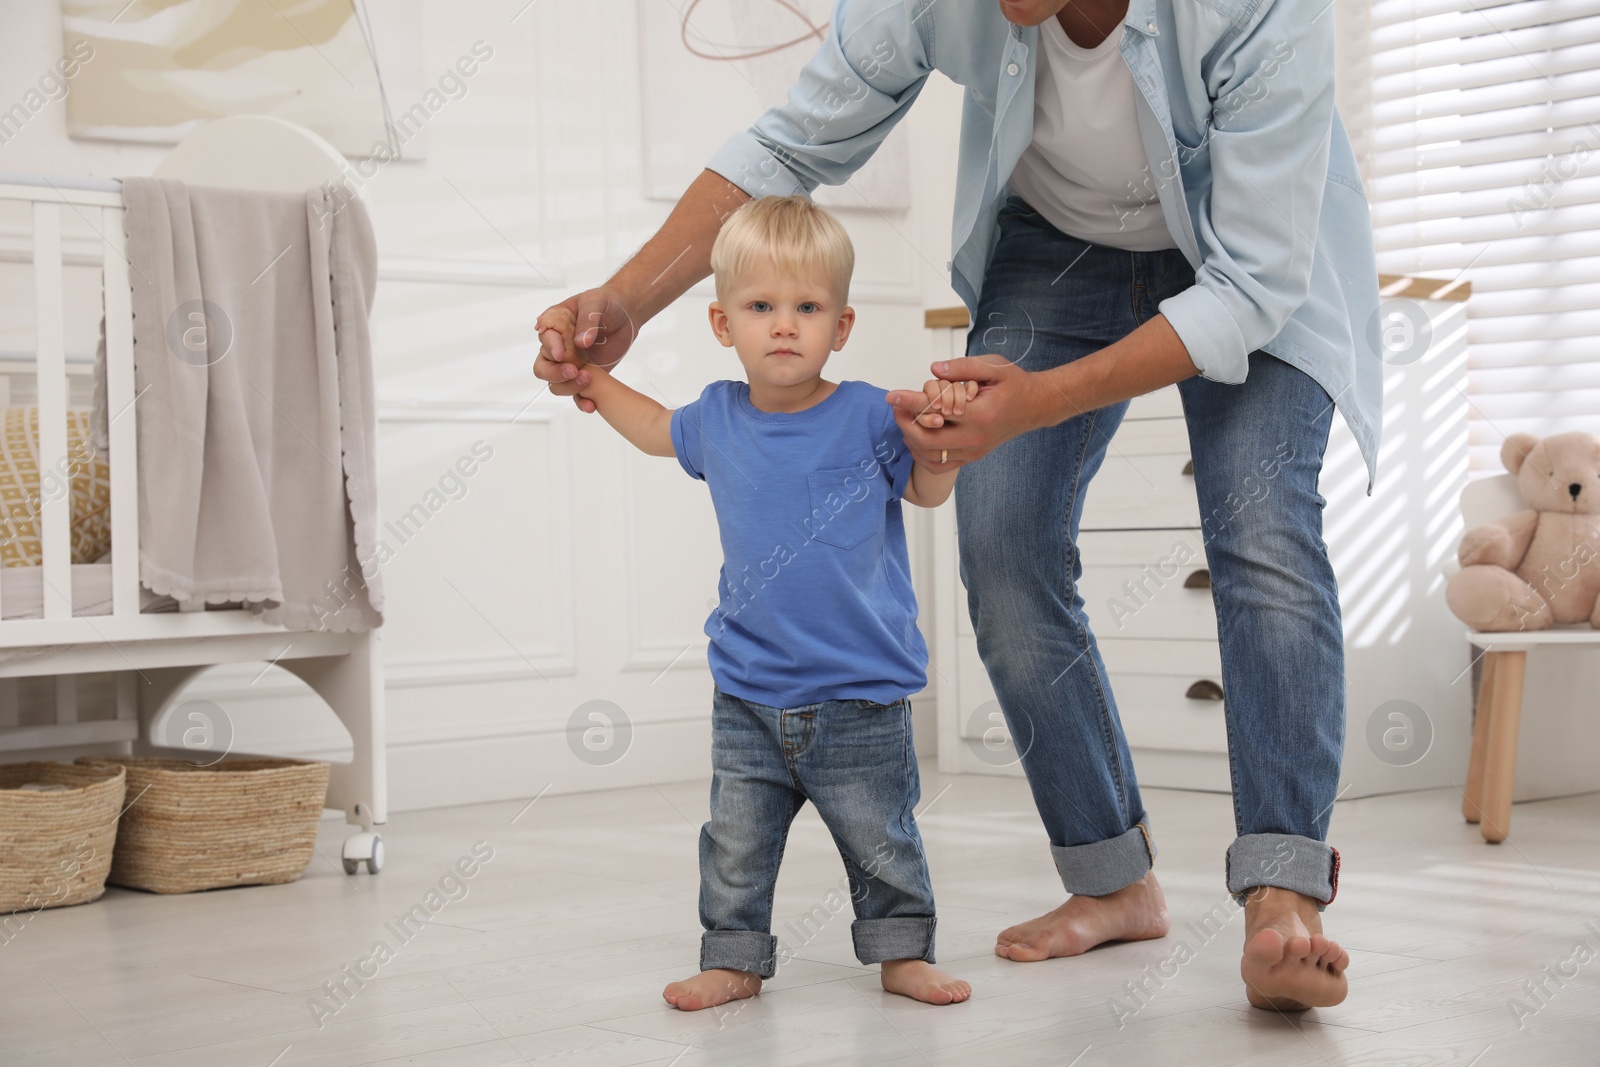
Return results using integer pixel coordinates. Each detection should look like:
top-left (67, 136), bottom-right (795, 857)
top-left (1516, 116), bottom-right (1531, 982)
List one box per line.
top-left (706, 0), bottom-right (1383, 490)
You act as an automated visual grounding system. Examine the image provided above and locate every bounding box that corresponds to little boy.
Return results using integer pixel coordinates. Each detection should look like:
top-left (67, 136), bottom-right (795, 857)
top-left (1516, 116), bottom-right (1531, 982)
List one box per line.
top-left (542, 195), bottom-right (975, 1011)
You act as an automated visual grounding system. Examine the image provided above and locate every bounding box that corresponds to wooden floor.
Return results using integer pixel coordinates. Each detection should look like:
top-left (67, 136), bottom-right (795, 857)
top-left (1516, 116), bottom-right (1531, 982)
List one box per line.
top-left (4, 771), bottom-right (1598, 1066)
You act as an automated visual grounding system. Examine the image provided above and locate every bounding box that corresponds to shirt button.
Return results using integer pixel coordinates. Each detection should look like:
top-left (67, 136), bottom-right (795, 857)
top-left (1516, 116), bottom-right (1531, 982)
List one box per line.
top-left (1147, 20), bottom-right (1158, 32)
top-left (1007, 62), bottom-right (1020, 75)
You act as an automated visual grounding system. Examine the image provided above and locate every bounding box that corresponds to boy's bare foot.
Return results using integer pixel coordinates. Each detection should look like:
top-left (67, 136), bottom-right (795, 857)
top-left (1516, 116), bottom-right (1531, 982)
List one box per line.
top-left (662, 968), bottom-right (762, 1012)
top-left (995, 870), bottom-right (1170, 961)
top-left (880, 959), bottom-right (971, 1005)
top-left (1240, 886), bottom-right (1349, 1010)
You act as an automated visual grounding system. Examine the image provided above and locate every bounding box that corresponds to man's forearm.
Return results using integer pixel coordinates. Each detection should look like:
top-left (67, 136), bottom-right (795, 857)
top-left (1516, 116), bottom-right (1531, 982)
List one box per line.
top-left (1034, 314), bottom-right (1200, 428)
top-left (608, 169), bottom-right (752, 322)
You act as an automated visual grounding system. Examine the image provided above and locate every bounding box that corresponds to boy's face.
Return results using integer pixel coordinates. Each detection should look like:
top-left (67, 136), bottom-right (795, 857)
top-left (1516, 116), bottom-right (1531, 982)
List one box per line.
top-left (708, 260), bottom-right (854, 388)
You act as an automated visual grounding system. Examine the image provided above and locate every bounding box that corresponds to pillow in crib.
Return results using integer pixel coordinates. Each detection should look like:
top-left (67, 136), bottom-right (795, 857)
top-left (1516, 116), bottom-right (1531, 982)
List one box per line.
top-left (0, 407), bottom-right (113, 567)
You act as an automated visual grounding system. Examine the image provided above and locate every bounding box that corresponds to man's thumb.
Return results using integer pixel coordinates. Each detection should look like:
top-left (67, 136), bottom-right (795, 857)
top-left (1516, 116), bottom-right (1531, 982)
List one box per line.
top-left (933, 355), bottom-right (1009, 382)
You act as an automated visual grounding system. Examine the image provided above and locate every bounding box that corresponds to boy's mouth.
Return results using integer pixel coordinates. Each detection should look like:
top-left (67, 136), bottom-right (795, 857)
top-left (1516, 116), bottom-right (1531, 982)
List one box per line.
top-left (770, 348), bottom-right (801, 357)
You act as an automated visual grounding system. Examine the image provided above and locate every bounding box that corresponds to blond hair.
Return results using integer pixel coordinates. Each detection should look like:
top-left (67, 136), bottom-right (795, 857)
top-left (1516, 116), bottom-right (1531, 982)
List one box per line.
top-left (709, 195), bottom-right (854, 306)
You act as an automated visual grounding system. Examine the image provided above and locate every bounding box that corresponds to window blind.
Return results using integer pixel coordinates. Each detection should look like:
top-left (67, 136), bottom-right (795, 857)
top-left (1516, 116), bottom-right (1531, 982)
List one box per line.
top-left (1363, 0), bottom-right (1600, 472)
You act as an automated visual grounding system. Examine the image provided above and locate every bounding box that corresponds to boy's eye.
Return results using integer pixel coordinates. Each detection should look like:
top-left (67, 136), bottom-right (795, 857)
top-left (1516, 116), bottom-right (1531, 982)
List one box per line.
top-left (799, 302), bottom-right (820, 314)
top-left (750, 300), bottom-right (771, 312)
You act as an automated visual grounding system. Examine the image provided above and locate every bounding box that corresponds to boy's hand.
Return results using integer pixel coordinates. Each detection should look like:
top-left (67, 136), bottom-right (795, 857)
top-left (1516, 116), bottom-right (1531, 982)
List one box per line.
top-left (914, 379), bottom-right (980, 428)
top-left (535, 307), bottom-right (592, 397)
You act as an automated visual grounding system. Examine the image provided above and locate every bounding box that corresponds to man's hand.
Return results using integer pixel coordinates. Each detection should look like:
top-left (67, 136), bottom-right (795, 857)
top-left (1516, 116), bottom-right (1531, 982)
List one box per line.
top-left (890, 317), bottom-right (1199, 471)
top-left (534, 286), bottom-right (639, 414)
top-left (886, 356), bottom-right (1061, 472)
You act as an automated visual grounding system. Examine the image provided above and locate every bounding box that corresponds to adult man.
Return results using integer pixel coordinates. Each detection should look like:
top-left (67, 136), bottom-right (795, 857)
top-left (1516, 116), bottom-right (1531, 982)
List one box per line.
top-left (535, 0), bottom-right (1379, 1011)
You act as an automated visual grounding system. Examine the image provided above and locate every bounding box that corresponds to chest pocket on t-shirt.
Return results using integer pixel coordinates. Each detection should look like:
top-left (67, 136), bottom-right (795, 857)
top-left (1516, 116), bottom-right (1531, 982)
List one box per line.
top-left (806, 466), bottom-right (880, 550)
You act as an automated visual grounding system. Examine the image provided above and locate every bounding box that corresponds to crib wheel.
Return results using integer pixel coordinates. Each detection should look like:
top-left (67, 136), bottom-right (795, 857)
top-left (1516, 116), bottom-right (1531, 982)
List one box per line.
top-left (341, 831), bottom-right (383, 875)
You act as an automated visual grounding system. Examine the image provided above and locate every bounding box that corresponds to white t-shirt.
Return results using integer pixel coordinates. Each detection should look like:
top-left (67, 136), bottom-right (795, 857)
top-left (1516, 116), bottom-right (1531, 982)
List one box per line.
top-left (1006, 18), bottom-right (1175, 251)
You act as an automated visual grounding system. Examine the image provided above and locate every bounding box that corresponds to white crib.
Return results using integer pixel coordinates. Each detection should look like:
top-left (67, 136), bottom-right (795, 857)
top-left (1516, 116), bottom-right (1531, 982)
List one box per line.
top-left (0, 116), bottom-right (387, 874)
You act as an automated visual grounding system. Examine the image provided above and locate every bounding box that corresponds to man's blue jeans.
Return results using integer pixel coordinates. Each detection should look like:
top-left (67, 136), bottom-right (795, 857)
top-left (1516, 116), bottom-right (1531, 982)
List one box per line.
top-left (955, 193), bottom-right (1344, 909)
top-left (698, 686), bottom-right (938, 978)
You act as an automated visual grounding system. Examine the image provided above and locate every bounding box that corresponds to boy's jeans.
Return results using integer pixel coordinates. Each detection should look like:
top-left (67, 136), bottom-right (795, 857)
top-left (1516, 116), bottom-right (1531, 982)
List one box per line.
top-left (953, 194), bottom-right (1345, 909)
top-left (699, 686), bottom-right (937, 978)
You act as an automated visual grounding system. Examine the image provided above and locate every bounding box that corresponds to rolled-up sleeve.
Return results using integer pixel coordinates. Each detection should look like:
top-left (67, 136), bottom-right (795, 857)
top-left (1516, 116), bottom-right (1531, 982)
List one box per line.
top-left (1157, 1), bottom-right (1337, 385)
top-left (705, 0), bottom-right (933, 198)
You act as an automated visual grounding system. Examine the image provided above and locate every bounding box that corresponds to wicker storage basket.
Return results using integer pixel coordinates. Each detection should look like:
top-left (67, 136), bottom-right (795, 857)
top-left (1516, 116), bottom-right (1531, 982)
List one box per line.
top-left (75, 756), bottom-right (330, 894)
top-left (0, 761), bottom-right (125, 911)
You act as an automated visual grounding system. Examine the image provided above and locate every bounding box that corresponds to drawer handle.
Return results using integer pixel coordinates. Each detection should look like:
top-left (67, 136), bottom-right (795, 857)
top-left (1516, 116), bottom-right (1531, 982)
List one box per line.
top-left (1185, 679), bottom-right (1224, 701)
top-left (1183, 568), bottom-right (1211, 589)
top-left (1181, 459), bottom-right (1194, 476)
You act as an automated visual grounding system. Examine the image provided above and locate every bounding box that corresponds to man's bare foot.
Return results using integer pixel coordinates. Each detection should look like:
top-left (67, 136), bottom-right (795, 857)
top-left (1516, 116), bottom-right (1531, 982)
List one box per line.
top-left (995, 870), bottom-right (1170, 962)
top-left (880, 959), bottom-right (971, 1005)
top-left (1240, 887), bottom-right (1349, 1010)
top-left (662, 968), bottom-right (762, 1012)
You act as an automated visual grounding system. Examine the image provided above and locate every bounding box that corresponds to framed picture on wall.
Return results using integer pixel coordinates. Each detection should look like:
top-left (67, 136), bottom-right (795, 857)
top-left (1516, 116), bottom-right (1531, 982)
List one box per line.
top-left (60, 0), bottom-right (425, 160)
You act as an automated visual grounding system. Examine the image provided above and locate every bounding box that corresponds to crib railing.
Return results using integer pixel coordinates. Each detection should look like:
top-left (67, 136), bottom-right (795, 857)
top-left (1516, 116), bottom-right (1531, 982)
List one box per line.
top-left (0, 180), bottom-right (139, 623)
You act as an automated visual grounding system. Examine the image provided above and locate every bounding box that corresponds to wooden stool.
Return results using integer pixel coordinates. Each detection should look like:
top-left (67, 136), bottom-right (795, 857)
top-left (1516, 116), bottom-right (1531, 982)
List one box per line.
top-left (1455, 474), bottom-right (1598, 844)
top-left (1459, 632), bottom-right (1597, 842)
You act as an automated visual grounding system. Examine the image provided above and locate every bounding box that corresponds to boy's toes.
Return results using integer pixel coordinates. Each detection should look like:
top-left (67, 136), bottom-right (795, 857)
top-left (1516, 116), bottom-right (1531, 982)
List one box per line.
top-left (880, 961), bottom-right (971, 1006)
top-left (926, 979), bottom-right (972, 1005)
top-left (662, 983), bottom-right (699, 1011)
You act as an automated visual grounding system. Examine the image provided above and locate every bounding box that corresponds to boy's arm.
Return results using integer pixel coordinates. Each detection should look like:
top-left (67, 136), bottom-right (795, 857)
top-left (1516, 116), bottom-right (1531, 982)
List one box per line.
top-left (576, 365), bottom-right (675, 457)
top-left (902, 460), bottom-right (957, 508)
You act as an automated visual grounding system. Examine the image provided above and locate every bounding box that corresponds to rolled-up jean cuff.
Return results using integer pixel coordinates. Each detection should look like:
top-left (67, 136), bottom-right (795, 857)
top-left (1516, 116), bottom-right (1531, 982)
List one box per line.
top-left (851, 916), bottom-right (936, 965)
top-left (1051, 822), bottom-right (1157, 897)
top-left (1226, 833), bottom-right (1339, 911)
top-left (701, 930), bottom-right (779, 979)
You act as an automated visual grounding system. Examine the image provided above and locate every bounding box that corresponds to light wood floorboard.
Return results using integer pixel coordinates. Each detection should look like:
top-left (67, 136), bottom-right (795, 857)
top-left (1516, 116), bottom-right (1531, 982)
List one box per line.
top-left (2, 772), bottom-right (1596, 1065)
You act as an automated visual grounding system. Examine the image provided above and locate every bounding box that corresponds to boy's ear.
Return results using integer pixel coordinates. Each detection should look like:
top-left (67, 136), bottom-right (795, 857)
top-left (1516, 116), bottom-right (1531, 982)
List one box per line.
top-left (707, 301), bottom-right (734, 347)
top-left (833, 305), bottom-right (855, 350)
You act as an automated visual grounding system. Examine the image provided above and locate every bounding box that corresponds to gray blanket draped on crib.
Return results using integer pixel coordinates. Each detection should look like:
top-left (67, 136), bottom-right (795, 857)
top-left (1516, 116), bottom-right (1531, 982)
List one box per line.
top-left (93, 177), bottom-right (384, 632)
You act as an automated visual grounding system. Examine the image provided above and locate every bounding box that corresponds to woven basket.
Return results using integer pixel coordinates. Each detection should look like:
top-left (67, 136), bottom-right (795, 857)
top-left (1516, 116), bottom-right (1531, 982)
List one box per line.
top-left (75, 756), bottom-right (330, 894)
top-left (0, 761), bottom-right (125, 911)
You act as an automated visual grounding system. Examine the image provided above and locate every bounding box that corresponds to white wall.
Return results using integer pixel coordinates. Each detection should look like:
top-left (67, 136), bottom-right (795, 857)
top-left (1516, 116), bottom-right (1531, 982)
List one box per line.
top-left (0, 1), bottom-right (966, 812)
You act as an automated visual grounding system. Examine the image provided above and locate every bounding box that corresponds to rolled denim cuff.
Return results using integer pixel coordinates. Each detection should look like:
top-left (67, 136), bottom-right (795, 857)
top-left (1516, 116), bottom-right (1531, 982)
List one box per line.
top-left (1051, 822), bottom-right (1157, 897)
top-left (851, 916), bottom-right (936, 965)
top-left (701, 929), bottom-right (779, 979)
top-left (1226, 833), bottom-right (1340, 912)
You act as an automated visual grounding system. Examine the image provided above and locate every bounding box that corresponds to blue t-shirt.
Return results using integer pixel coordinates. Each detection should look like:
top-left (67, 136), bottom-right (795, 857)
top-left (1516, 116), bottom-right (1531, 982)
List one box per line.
top-left (669, 379), bottom-right (927, 708)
